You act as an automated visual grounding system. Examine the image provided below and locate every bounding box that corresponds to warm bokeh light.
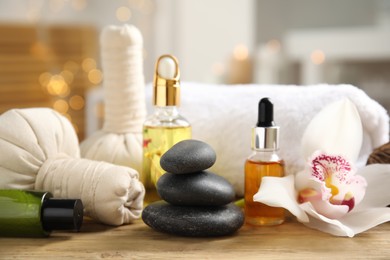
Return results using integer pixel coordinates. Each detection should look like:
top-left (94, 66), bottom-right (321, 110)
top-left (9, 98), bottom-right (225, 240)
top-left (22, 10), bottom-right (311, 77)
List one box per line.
top-left (60, 70), bottom-right (74, 84)
top-left (211, 62), bottom-right (225, 76)
top-left (233, 44), bottom-right (249, 61)
top-left (69, 95), bottom-right (85, 110)
top-left (82, 58), bottom-right (97, 72)
top-left (88, 69), bottom-right (103, 84)
top-left (311, 49), bottom-right (326, 65)
top-left (53, 99), bottom-right (69, 113)
top-left (116, 6), bottom-right (132, 22)
top-left (47, 75), bottom-right (70, 97)
top-left (39, 72), bottom-right (52, 86)
top-left (266, 39), bottom-right (281, 53)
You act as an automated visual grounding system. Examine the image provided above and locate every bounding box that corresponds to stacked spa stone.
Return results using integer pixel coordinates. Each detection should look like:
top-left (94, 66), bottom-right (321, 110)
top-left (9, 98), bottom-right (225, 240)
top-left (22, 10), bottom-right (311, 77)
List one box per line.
top-left (142, 140), bottom-right (244, 237)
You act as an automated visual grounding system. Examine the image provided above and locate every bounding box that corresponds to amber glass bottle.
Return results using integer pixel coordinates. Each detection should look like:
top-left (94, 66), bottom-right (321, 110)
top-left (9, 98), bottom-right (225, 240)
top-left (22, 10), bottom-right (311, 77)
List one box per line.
top-left (244, 98), bottom-right (285, 226)
top-left (245, 152), bottom-right (285, 225)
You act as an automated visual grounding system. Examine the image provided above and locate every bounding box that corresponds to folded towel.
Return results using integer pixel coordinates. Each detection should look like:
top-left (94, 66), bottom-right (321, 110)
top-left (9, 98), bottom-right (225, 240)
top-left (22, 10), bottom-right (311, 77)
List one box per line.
top-left (0, 108), bottom-right (145, 226)
top-left (146, 83), bottom-right (389, 196)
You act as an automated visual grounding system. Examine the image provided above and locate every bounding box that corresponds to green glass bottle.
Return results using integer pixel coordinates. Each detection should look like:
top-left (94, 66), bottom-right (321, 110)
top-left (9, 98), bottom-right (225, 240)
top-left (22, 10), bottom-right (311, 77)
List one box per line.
top-left (0, 190), bottom-right (83, 237)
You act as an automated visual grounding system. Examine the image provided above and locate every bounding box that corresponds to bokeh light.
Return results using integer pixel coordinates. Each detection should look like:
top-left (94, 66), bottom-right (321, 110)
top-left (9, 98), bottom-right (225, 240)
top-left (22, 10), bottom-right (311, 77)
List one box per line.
top-left (88, 69), bottom-right (103, 84)
top-left (116, 6), bottom-right (132, 22)
top-left (82, 58), bottom-right (97, 72)
top-left (53, 99), bottom-right (69, 113)
top-left (211, 62), bottom-right (225, 76)
top-left (60, 70), bottom-right (74, 84)
top-left (233, 44), bottom-right (249, 61)
top-left (69, 95), bottom-right (85, 110)
top-left (46, 74), bottom-right (70, 97)
top-left (311, 50), bottom-right (326, 65)
top-left (39, 72), bottom-right (52, 86)
top-left (266, 39), bottom-right (281, 53)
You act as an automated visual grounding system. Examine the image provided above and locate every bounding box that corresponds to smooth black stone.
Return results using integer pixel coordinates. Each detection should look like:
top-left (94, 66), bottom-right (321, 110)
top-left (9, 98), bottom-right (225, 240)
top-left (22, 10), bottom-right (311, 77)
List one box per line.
top-left (142, 201), bottom-right (244, 237)
top-left (157, 171), bottom-right (235, 206)
top-left (160, 140), bottom-right (216, 174)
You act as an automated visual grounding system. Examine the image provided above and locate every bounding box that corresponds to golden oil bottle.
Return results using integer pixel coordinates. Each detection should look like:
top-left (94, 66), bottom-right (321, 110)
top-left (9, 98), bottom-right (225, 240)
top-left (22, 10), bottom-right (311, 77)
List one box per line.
top-left (143, 54), bottom-right (191, 202)
top-left (245, 97), bottom-right (285, 226)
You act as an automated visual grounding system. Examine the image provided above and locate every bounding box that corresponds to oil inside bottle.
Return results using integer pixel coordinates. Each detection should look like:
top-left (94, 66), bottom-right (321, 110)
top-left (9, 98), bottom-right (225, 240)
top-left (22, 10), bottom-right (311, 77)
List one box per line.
top-left (244, 159), bottom-right (285, 226)
top-left (143, 125), bottom-right (191, 202)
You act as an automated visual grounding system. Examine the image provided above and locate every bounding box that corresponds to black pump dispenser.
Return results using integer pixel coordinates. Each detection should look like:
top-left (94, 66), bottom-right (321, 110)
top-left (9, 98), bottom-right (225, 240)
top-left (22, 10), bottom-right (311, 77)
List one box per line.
top-left (257, 98), bottom-right (275, 127)
top-left (252, 97), bottom-right (279, 151)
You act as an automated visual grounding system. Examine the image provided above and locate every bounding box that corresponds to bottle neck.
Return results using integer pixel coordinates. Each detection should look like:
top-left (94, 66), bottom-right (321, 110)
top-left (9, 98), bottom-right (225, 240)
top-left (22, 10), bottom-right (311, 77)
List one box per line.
top-left (153, 106), bottom-right (180, 121)
top-left (252, 126), bottom-right (279, 151)
top-left (249, 149), bottom-right (283, 163)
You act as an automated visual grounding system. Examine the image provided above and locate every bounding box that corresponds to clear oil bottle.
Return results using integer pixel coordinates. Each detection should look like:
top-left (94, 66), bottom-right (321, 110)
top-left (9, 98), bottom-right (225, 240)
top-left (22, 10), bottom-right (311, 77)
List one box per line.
top-left (245, 98), bottom-right (285, 226)
top-left (143, 55), bottom-right (191, 202)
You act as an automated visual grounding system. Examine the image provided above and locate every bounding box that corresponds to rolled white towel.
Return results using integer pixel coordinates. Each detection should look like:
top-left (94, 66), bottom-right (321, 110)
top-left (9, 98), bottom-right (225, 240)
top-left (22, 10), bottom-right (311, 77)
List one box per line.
top-left (146, 83), bottom-right (389, 196)
top-left (0, 108), bottom-right (145, 226)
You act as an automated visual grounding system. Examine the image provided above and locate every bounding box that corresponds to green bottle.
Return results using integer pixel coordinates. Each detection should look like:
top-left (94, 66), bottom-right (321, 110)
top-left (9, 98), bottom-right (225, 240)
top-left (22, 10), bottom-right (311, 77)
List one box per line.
top-left (0, 190), bottom-right (83, 237)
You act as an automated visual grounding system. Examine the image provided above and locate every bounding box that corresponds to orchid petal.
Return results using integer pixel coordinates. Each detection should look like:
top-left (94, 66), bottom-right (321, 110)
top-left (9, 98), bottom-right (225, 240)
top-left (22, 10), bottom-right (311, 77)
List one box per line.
top-left (301, 99), bottom-right (363, 163)
top-left (338, 207), bottom-right (390, 235)
top-left (354, 164), bottom-right (390, 210)
top-left (295, 169), bottom-right (314, 191)
top-left (299, 202), bottom-right (355, 237)
top-left (308, 198), bottom-right (349, 219)
top-left (332, 174), bottom-right (367, 206)
top-left (253, 175), bottom-right (309, 222)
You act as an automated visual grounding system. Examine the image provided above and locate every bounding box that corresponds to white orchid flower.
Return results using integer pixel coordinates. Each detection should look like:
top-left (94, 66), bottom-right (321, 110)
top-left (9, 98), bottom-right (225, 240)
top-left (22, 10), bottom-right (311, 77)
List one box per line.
top-left (253, 99), bottom-right (390, 237)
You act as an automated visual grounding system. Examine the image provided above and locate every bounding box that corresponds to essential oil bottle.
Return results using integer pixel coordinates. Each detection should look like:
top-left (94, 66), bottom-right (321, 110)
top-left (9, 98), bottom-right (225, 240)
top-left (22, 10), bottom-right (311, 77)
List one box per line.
top-left (245, 98), bottom-right (285, 226)
top-left (143, 54), bottom-right (191, 200)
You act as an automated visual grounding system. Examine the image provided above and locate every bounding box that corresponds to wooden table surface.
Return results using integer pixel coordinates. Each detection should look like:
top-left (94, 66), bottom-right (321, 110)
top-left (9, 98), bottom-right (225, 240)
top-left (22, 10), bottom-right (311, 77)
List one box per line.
top-left (0, 217), bottom-right (389, 259)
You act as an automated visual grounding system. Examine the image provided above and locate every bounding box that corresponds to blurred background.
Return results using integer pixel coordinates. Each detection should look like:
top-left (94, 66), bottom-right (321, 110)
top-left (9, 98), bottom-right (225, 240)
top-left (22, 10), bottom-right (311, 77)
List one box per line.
top-left (0, 0), bottom-right (389, 140)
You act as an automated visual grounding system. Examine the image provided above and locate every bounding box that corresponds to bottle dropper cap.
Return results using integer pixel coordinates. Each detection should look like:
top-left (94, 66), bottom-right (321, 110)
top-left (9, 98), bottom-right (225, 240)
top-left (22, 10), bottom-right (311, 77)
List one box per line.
top-left (42, 198), bottom-right (84, 232)
top-left (252, 98), bottom-right (280, 151)
top-left (153, 54), bottom-right (181, 107)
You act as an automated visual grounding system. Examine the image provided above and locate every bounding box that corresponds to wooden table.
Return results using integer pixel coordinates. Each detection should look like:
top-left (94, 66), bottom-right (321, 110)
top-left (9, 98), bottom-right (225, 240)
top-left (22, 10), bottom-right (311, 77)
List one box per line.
top-left (0, 217), bottom-right (389, 259)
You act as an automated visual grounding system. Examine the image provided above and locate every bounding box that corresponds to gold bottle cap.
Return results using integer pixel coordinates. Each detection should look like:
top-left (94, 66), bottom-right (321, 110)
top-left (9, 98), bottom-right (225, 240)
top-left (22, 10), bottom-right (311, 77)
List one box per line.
top-left (153, 54), bottom-right (181, 106)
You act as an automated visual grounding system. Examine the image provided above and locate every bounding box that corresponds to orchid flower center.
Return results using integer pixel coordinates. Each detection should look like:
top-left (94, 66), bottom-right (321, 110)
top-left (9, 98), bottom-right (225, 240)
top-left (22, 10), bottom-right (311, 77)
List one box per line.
top-left (298, 153), bottom-right (364, 213)
top-left (313, 154), bottom-right (350, 201)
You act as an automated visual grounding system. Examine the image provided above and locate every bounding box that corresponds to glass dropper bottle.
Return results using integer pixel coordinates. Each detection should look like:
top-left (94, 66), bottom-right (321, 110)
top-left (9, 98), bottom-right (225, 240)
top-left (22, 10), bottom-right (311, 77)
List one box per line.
top-left (244, 97), bottom-right (285, 226)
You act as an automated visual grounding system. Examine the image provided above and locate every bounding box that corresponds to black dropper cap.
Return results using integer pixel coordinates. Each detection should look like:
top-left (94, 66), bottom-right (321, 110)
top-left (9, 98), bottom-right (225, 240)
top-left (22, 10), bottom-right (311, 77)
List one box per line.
top-left (252, 97), bottom-right (279, 150)
top-left (257, 98), bottom-right (275, 127)
top-left (42, 198), bottom-right (84, 232)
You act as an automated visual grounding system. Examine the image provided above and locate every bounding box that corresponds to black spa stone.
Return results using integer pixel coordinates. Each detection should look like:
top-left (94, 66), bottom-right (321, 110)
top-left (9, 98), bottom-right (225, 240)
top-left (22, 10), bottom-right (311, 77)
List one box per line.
top-left (160, 140), bottom-right (216, 174)
top-left (142, 201), bottom-right (244, 237)
top-left (157, 171), bottom-right (235, 206)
